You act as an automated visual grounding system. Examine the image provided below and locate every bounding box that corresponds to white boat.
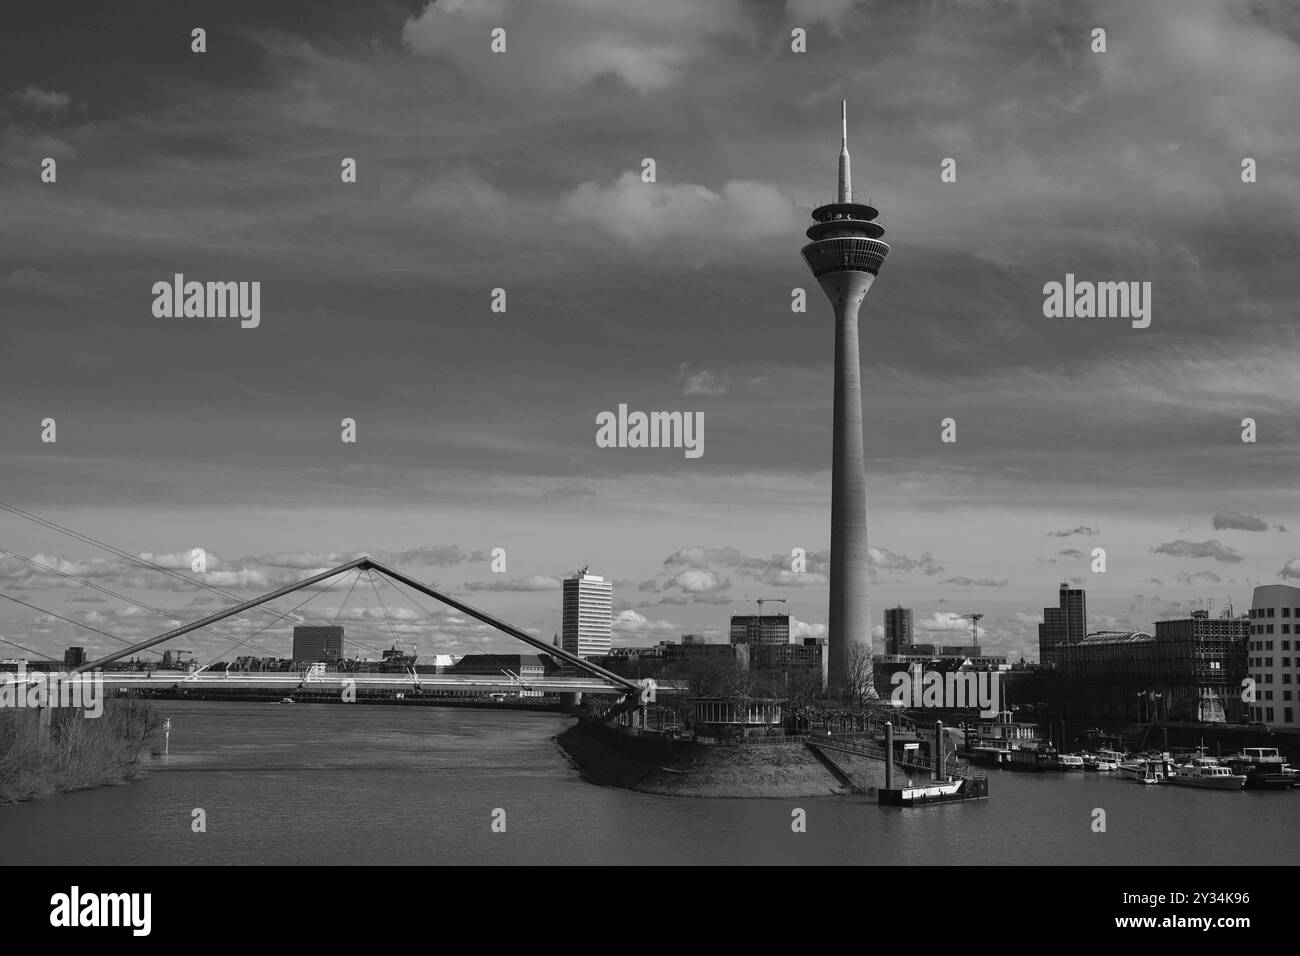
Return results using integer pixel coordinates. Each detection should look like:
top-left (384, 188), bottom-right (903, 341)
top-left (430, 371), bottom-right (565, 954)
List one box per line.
top-left (1058, 754), bottom-right (1085, 770)
top-left (1084, 754), bottom-right (1118, 771)
top-left (1168, 756), bottom-right (1245, 790)
top-left (1117, 757), bottom-right (1168, 784)
top-left (279, 696), bottom-right (295, 704)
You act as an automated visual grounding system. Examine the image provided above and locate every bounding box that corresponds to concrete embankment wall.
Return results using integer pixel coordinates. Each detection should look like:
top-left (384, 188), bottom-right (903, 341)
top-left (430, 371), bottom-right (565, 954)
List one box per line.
top-left (555, 721), bottom-right (853, 798)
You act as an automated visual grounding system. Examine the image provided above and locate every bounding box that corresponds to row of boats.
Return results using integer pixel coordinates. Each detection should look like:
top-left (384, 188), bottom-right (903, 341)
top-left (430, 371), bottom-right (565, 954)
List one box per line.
top-left (974, 744), bottom-right (1297, 790)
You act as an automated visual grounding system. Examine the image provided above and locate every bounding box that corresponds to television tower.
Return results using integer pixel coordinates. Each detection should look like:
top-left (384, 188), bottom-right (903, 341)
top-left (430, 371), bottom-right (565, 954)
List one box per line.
top-left (801, 100), bottom-right (890, 693)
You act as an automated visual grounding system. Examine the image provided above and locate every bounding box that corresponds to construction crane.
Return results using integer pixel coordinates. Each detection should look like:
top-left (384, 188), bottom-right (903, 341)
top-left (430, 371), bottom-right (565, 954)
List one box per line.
top-left (955, 613), bottom-right (983, 646)
top-left (742, 596), bottom-right (788, 618)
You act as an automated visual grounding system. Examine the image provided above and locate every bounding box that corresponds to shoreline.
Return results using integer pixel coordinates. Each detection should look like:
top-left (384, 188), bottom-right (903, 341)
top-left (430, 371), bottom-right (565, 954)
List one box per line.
top-left (555, 721), bottom-right (892, 798)
top-left (0, 700), bottom-right (160, 806)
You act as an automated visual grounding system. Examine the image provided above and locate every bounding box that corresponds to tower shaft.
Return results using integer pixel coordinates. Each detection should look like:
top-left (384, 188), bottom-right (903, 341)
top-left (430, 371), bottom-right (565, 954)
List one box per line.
top-left (801, 101), bottom-right (889, 697)
top-left (823, 272), bottom-right (873, 693)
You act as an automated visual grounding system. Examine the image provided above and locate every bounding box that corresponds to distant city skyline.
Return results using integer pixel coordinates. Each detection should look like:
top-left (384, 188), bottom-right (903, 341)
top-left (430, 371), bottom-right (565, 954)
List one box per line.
top-left (1, 0), bottom-right (1297, 667)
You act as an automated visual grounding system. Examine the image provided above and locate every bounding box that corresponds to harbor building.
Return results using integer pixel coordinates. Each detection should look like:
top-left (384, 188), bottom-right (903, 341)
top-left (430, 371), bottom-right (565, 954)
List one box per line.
top-left (1054, 610), bottom-right (1249, 722)
top-left (1248, 584), bottom-right (1300, 729)
top-left (729, 613), bottom-right (791, 645)
top-left (561, 567), bottom-right (613, 664)
top-left (801, 101), bottom-right (890, 694)
top-left (884, 606), bottom-right (913, 655)
top-left (292, 625), bottom-right (344, 664)
top-left (1038, 582), bottom-right (1087, 667)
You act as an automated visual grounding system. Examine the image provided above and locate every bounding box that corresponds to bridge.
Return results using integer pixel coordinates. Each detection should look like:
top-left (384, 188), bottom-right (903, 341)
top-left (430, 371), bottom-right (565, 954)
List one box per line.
top-left (3, 555), bottom-right (659, 708)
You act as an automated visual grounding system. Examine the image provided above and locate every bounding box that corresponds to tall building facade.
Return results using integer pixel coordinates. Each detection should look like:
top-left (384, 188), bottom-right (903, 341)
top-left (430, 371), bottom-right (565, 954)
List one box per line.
top-left (63, 646), bottom-right (85, 668)
top-left (562, 569), bottom-right (613, 661)
top-left (884, 606), bottom-right (913, 656)
top-left (1248, 584), bottom-right (1300, 729)
top-left (1038, 582), bottom-right (1087, 666)
top-left (1054, 612), bottom-right (1248, 722)
top-left (292, 625), bottom-right (344, 663)
top-left (801, 101), bottom-right (890, 694)
top-left (729, 613), bottom-right (791, 645)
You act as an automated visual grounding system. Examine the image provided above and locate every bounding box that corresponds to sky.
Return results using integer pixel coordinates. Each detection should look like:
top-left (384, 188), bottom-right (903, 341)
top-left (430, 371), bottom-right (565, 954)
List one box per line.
top-left (1, 0), bottom-right (1298, 666)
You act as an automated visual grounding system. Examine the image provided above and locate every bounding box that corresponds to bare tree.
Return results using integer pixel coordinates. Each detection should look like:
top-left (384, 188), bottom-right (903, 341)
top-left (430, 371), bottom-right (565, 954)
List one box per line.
top-left (843, 643), bottom-right (874, 711)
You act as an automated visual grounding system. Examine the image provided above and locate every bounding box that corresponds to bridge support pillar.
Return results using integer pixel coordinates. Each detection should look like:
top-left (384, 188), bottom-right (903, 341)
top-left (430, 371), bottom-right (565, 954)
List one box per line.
top-left (934, 720), bottom-right (944, 780)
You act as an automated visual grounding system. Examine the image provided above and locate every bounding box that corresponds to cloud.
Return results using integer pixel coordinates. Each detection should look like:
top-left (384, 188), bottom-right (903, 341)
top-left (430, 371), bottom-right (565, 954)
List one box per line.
top-left (1046, 525), bottom-right (1100, 537)
top-left (1212, 510), bottom-right (1268, 531)
top-left (679, 364), bottom-right (728, 397)
top-left (383, 546), bottom-right (470, 567)
top-left (402, 0), bottom-right (749, 95)
top-left (790, 617), bottom-right (826, 640)
top-left (1278, 560), bottom-right (1300, 580)
top-left (541, 484), bottom-right (598, 501)
top-left (1151, 539), bottom-right (1243, 564)
top-left (1056, 548), bottom-right (1088, 560)
top-left (665, 569), bottom-right (729, 593)
top-left (410, 171), bottom-right (509, 226)
top-left (242, 551), bottom-right (353, 570)
top-left (557, 172), bottom-right (802, 250)
top-left (11, 85), bottom-right (71, 115)
top-left (785, 0), bottom-right (860, 36)
top-left (660, 545), bottom-right (828, 588)
top-left (612, 609), bottom-right (679, 638)
top-left (943, 576), bottom-right (1009, 587)
top-left (867, 546), bottom-right (943, 576)
top-left (915, 611), bottom-right (983, 640)
top-left (1175, 570), bottom-right (1223, 585)
top-left (463, 575), bottom-right (561, 592)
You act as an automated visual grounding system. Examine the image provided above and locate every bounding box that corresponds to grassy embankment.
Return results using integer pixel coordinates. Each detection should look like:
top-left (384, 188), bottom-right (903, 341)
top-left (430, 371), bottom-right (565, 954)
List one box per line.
top-left (0, 700), bottom-right (161, 805)
top-left (557, 721), bottom-right (886, 798)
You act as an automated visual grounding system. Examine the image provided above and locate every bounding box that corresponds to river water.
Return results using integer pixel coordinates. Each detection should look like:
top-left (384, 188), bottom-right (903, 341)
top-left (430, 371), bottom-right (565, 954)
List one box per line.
top-left (3, 701), bottom-right (1296, 865)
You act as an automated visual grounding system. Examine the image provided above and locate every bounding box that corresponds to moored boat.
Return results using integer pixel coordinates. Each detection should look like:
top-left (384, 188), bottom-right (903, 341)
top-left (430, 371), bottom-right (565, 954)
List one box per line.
top-left (1058, 753), bottom-right (1085, 771)
top-left (1117, 757), bottom-right (1168, 784)
top-left (1167, 756), bottom-right (1245, 790)
top-left (1224, 747), bottom-right (1298, 790)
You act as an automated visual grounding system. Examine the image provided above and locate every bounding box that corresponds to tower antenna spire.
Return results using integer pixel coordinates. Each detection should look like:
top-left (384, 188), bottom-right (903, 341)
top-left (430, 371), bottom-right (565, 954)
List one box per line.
top-left (838, 99), bottom-right (852, 203)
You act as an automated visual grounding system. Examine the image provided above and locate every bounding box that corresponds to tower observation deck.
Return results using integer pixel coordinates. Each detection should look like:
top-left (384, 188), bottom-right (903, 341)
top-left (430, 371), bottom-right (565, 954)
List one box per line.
top-left (801, 101), bottom-right (890, 695)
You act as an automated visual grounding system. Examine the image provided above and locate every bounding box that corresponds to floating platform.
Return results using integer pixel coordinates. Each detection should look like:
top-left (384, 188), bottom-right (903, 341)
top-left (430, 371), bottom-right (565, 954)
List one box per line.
top-left (878, 777), bottom-right (989, 806)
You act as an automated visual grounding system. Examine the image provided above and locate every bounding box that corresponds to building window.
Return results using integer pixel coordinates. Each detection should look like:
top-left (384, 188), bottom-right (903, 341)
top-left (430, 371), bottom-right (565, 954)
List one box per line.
top-left (1268, 607), bottom-right (1275, 617)
top-left (1267, 708), bottom-right (1275, 721)
top-left (1267, 641), bottom-right (1275, 649)
top-left (1286, 608), bottom-right (1293, 617)
top-left (1287, 708), bottom-right (1295, 724)
top-left (1285, 641), bottom-right (1293, 651)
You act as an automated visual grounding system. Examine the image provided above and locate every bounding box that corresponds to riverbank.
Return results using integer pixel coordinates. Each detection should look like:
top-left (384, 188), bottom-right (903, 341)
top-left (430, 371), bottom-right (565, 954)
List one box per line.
top-left (556, 721), bottom-right (889, 798)
top-left (0, 701), bottom-right (160, 805)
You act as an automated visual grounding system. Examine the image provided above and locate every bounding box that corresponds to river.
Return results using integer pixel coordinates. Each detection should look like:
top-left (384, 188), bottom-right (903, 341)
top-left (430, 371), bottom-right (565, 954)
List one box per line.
top-left (3, 701), bottom-right (1295, 865)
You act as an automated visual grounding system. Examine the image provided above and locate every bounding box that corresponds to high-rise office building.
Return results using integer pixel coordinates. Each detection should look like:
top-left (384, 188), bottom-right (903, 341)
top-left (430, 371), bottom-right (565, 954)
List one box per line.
top-left (63, 646), bottom-right (85, 668)
top-left (801, 101), bottom-right (890, 693)
top-left (293, 625), bottom-right (344, 663)
top-left (729, 614), bottom-right (791, 646)
top-left (884, 606), bottom-right (913, 656)
top-left (1038, 582), bottom-right (1087, 666)
top-left (1247, 584), bottom-right (1300, 729)
top-left (562, 568), bottom-right (613, 661)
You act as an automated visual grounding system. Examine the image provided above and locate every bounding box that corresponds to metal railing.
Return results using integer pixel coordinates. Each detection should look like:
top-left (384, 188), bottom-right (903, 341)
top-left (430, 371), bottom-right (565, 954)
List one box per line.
top-left (812, 734), bottom-right (987, 782)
